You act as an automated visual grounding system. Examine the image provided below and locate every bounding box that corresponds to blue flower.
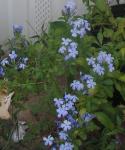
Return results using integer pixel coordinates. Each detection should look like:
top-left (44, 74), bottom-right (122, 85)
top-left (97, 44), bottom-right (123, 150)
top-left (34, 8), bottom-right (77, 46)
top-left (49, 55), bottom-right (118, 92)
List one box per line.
top-left (18, 57), bottom-right (28, 70)
top-left (61, 120), bottom-right (72, 131)
top-left (93, 64), bottom-right (105, 76)
top-left (67, 114), bottom-right (78, 127)
top-left (13, 25), bottom-right (23, 34)
top-left (9, 51), bottom-right (17, 60)
top-left (65, 51), bottom-right (78, 60)
top-left (71, 29), bottom-right (77, 37)
top-left (71, 73), bottom-right (96, 94)
top-left (22, 57), bottom-right (28, 64)
top-left (84, 20), bottom-right (91, 30)
top-left (58, 38), bottom-right (78, 60)
top-left (64, 48), bottom-right (78, 60)
top-left (70, 80), bottom-right (84, 91)
top-left (57, 105), bottom-right (68, 118)
top-left (64, 93), bottom-right (78, 103)
top-left (81, 113), bottom-right (96, 122)
top-left (70, 42), bottom-right (77, 49)
top-left (1, 58), bottom-right (9, 66)
top-left (80, 74), bottom-right (93, 82)
top-left (63, 0), bottom-right (77, 16)
top-left (59, 142), bottom-right (74, 150)
top-left (0, 67), bottom-right (5, 77)
top-left (71, 106), bottom-right (78, 115)
top-left (105, 54), bottom-right (114, 64)
top-left (43, 135), bottom-right (54, 146)
top-left (87, 51), bottom-right (115, 75)
top-left (18, 63), bottom-right (26, 70)
top-left (62, 38), bottom-right (71, 46)
top-left (59, 46), bottom-right (66, 54)
top-left (66, 101), bottom-right (74, 110)
top-left (54, 98), bottom-right (64, 107)
top-left (70, 18), bottom-right (90, 38)
top-left (59, 131), bottom-right (68, 140)
top-left (86, 79), bottom-right (96, 89)
top-left (87, 57), bottom-right (95, 66)
top-left (97, 51), bottom-right (114, 65)
top-left (108, 63), bottom-right (115, 72)
top-left (97, 51), bottom-right (107, 64)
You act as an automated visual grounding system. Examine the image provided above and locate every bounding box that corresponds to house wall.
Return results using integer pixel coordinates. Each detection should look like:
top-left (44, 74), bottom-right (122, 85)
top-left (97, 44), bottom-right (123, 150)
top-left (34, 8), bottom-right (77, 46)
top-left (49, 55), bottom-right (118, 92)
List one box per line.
top-left (0, 0), bottom-right (123, 43)
top-left (0, 0), bottom-right (29, 43)
top-left (0, 0), bottom-right (9, 44)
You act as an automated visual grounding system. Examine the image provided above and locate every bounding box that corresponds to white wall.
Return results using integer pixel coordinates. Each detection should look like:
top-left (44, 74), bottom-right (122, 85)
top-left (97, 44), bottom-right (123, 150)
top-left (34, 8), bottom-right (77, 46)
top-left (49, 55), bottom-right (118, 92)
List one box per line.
top-left (0, 0), bottom-right (85, 43)
top-left (0, 0), bottom-right (123, 43)
top-left (0, 0), bottom-right (29, 43)
top-left (8, 0), bottom-right (29, 37)
top-left (0, 0), bottom-right (9, 44)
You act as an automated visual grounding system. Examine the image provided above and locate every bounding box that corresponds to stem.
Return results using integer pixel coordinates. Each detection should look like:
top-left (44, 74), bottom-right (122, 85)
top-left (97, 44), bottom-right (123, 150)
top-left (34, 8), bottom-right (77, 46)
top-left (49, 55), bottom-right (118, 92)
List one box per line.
top-left (10, 81), bottom-right (45, 87)
top-left (8, 39), bottom-right (14, 49)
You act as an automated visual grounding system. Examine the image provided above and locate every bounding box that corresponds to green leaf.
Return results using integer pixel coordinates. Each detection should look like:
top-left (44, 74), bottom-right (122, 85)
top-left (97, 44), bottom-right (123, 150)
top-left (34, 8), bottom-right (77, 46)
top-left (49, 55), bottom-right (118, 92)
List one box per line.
top-left (79, 108), bottom-right (86, 117)
top-left (76, 57), bottom-right (87, 67)
top-left (103, 86), bottom-right (113, 98)
top-left (103, 28), bottom-right (113, 38)
top-left (114, 81), bottom-right (125, 100)
top-left (97, 30), bottom-right (103, 45)
top-left (95, 112), bottom-right (114, 130)
top-left (75, 139), bottom-right (82, 146)
top-left (95, 0), bottom-right (107, 12)
top-left (120, 48), bottom-right (125, 59)
top-left (119, 74), bottom-right (125, 82)
top-left (103, 79), bottom-right (113, 86)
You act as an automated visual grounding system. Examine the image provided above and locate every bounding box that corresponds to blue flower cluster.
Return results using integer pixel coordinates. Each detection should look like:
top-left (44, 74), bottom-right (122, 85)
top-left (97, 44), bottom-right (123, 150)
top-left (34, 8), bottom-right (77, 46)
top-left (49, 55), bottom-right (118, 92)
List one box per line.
top-left (87, 51), bottom-right (115, 76)
top-left (70, 80), bottom-right (84, 91)
top-left (13, 25), bottom-right (23, 34)
top-left (63, 0), bottom-right (77, 16)
top-left (70, 73), bottom-right (96, 93)
top-left (70, 18), bottom-right (90, 38)
top-left (0, 50), bottom-right (28, 76)
top-left (43, 2), bottom-right (115, 149)
top-left (43, 93), bottom-right (96, 149)
top-left (43, 93), bottom-right (79, 149)
top-left (58, 38), bottom-right (78, 60)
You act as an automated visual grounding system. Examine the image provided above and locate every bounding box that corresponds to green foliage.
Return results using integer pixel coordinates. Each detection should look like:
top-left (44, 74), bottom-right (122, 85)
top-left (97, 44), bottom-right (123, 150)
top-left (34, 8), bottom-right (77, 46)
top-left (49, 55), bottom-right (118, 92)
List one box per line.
top-left (0, 0), bottom-right (125, 149)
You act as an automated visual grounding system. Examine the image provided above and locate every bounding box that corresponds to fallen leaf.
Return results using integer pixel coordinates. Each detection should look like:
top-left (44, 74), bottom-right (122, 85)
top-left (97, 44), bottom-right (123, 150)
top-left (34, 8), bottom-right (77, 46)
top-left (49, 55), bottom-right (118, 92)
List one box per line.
top-left (0, 91), bottom-right (14, 120)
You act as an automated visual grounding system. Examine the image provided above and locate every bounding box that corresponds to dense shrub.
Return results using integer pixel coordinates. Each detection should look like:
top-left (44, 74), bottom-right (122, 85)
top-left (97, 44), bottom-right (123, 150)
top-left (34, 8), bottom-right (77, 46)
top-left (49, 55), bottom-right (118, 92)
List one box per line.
top-left (0, 0), bottom-right (125, 150)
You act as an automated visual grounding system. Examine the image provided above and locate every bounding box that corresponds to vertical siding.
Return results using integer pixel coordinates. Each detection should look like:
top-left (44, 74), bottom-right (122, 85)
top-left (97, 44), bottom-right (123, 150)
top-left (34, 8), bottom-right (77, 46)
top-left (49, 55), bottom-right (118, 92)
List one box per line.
top-left (0, 0), bottom-right (123, 42)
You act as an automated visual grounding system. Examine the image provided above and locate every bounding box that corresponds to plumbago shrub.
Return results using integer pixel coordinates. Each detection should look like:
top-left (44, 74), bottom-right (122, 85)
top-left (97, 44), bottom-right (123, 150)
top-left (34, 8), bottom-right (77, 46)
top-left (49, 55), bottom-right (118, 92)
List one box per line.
top-left (43, 0), bottom-right (125, 150)
top-left (0, 0), bottom-right (125, 149)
